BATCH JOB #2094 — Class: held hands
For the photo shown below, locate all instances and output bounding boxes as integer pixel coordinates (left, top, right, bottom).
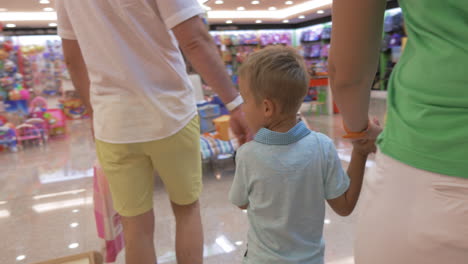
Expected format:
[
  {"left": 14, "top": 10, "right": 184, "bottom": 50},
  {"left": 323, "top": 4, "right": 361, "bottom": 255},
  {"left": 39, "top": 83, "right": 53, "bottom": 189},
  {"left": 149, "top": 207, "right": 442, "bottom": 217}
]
[
  {"left": 351, "top": 118, "right": 382, "bottom": 157},
  {"left": 229, "top": 105, "right": 252, "bottom": 145},
  {"left": 352, "top": 139, "right": 377, "bottom": 157},
  {"left": 365, "top": 117, "right": 383, "bottom": 141}
]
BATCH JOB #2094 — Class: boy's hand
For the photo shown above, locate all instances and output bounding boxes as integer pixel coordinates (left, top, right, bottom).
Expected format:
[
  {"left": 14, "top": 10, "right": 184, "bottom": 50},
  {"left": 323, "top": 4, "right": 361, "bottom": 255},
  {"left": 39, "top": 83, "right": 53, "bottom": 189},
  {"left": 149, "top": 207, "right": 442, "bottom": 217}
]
[{"left": 352, "top": 139, "right": 377, "bottom": 157}]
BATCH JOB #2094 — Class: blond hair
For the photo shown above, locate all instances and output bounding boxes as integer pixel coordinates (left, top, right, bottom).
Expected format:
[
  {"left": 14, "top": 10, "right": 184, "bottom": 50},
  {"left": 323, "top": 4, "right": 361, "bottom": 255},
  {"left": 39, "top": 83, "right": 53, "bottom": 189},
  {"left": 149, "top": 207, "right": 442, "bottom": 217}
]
[{"left": 239, "top": 46, "right": 309, "bottom": 114}]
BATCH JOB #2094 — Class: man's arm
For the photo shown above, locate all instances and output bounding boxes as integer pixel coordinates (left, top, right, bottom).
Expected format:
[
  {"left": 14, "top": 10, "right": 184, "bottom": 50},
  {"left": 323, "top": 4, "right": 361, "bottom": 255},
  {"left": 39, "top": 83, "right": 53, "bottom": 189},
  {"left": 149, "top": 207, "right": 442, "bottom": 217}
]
[
  {"left": 328, "top": 0, "right": 386, "bottom": 135},
  {"left": 172, "top": 16, "right": 250, "bottom": 144},
  {"left": 62, "top": 39, "right": 92, "bottom": 116}
]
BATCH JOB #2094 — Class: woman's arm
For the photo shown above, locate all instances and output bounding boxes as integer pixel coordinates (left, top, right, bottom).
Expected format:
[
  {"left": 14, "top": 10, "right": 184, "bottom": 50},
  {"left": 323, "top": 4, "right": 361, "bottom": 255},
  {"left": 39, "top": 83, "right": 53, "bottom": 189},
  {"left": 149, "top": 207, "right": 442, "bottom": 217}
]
[{"left": 329, "top": 0, "right": 387, "bottom": 133}]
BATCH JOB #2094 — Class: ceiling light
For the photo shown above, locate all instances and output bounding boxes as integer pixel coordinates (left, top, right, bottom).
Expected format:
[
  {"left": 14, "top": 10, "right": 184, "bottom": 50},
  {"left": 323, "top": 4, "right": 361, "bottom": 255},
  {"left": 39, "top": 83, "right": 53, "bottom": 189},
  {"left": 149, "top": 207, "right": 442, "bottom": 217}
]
[
  {"left": 70, "top": 222, "right": 79, "bottom": 228},
  {"left": 207, "top": 0, "right": 332, "bottom": 19},
  {"left": 203, "top": 5, "right": 211, "bottom": 11},
  {"left": 268, "top": 7, "right": 277, "bottom": 11},
  {"left": 5, "top": 24, "right": 16, "bottom": 28},
  {"left": 255, "top": 20, "right": 262, "bottom": 23},
  {"left": 283, "top": 19, "right": 289, "bottom": 23},
  {"left": 43, "top": 7, "right": 54, "bottom": 11},
  {"left": 298, "top": 15, "right": 305, "bottom": 19},
  {"left": 237, "top": 6, "right": 245, "bottom": 11},
  {"left": 68, "top": 243, "right": 79, "bottom": 249},
  {"left": 226, "top": 20, "right": 233, "bottom": 24},
  {"left": 0, "top": 8, "right": 8, "bottom": 12},
  {"left": 235, "top": 241, "right": 243, "bottom": 246},
  {"left": 251, "top": 1, "right": 260, "bottom": 5},
  {"left": 39, "top": 0, "right": 51, "bottom": 4},
  {"left": 317, "top": 9, "right": 325, "bottom": 14},
  {"left": 0, "top": 201, "right": 7, "bottom": 205},
  {"left": 72, "top": 209, "right": 80, "bottom": 213},
  {"left": 49, "top": 22, "right": 58, "bottom": 27},
  {"left": 285, "top": 1, "right": 294, "bottom": 5},
  {"left": 215, "top": 0, "right": 223, "bottom": 4},
  {"left": 324, "top": 219, "right": 331, "bottom": 224},
  {"left": 0, "top": 12, "right": 58, "bottom": 21},
  {"left": 16, "top": 255, "right": 26, "bottom": 261}
]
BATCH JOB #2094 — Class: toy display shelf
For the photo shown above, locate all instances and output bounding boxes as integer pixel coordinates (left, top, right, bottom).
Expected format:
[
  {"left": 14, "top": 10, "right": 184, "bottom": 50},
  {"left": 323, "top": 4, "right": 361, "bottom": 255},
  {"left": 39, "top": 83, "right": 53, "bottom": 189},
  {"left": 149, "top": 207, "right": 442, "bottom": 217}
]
[{"left": 307, "top": 77, "right": 334, "bottom": 116}]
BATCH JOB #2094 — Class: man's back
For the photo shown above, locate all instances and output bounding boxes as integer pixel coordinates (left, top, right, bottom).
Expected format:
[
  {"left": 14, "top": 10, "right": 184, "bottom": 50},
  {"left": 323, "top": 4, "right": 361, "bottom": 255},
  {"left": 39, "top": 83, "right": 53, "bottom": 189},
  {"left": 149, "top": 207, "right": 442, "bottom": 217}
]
[
  {"left": 230, "top": 123, "right": 350, "bottom": 264},
  {"left": 57, "top": 0, "right": 204, "bottom": 143}
]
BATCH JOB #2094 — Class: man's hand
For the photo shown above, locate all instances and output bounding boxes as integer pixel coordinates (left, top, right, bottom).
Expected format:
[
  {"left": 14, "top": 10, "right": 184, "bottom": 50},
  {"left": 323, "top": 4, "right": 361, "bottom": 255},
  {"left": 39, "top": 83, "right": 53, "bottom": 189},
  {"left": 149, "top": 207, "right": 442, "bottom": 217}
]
[{"left": 229, "top": 106, "right": 251, "bottom": 145}]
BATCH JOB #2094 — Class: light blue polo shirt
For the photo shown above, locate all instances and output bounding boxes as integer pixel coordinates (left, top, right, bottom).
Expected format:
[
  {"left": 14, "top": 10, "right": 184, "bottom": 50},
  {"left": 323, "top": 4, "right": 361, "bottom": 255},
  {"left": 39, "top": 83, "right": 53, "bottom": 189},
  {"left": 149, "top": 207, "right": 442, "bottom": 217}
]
[{"left": 229, "top": 121, "right": 350, "bottom": 264}]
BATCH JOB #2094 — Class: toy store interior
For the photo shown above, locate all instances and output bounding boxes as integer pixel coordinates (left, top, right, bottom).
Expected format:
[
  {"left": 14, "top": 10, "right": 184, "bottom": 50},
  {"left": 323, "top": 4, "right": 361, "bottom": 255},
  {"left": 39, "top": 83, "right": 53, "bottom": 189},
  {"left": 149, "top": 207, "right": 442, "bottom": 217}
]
[{"left": 1, "top": 1, "right": 407, "bottom": 264}]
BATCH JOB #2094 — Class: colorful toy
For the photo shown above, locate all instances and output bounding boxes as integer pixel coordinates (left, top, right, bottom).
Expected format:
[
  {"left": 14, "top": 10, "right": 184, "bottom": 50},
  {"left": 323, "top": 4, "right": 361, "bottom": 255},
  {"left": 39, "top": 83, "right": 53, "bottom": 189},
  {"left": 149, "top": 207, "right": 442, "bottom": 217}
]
[
  {"left": 29, "top": 96, "right": 48, "bottom": 118},
  {"left": 0, "top": 50, "right": 8, "bottom": 60},
  {"left": 60, "top": 91, "right": 89, "bottom": 120},
  {"left": 25, "top": 118, "right": 49, "bottom": 142},
  {"left": 16, "top": 123, "right": 43, "bottom": 149},
  {"left": 19, "top": 88, "right": 30, "bottom": 101},
  {"left": 213, "top": 115, "right": 231, "bottom": 141},
  {"left": 44, "top": 108, "right": 67, "bottom": 136},
  {"left": 8, "top": 89, "right": 21, "bottom": 101},
  {"left": 0, "top": 126, "right": 18, "bottom": 152}
]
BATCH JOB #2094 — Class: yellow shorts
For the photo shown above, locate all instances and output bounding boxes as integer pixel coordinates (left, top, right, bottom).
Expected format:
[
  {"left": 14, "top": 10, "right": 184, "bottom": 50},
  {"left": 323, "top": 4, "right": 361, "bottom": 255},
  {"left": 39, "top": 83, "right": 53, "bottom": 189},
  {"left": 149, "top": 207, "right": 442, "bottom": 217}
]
[{"left": 95, "top": 117, "right": 202, "bottom": 217}]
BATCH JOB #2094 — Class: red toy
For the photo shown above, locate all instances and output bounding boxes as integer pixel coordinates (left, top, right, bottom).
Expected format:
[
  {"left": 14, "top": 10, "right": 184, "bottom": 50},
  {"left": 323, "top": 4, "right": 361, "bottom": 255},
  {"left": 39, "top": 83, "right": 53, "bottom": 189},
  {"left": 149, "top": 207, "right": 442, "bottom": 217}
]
[{"left": 44, "top": 109, "right": 67, "bottom": 137}]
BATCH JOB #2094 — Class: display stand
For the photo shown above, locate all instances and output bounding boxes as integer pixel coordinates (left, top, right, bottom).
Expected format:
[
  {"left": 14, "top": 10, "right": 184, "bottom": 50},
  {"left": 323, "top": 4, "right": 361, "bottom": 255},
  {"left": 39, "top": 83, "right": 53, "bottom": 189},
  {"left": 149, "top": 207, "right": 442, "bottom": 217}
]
[{"left": 309, "top": 77, "right": 334, "bottom": 116}]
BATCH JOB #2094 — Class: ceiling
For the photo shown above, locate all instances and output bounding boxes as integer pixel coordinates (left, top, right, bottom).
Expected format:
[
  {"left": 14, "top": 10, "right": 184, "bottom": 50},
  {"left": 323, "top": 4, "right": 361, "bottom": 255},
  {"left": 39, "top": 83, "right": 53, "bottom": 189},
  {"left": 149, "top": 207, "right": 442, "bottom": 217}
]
[{"left": 0, "top": 0, "right": 332, "bottom": 29}]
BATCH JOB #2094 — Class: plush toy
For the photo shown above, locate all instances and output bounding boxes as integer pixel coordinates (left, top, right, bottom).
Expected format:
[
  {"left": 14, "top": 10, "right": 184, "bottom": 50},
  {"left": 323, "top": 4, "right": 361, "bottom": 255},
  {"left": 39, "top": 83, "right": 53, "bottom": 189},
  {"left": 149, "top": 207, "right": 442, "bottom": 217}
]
[
  {"left": 1, "top": 77, "right": 14, "bottom": 87},
  {"left": 2, "top": 41, "right": 13, "bottom": 52},
  {"left": 8, "top": 89, "right": 21, "bottom": 101},
  {"left": 4, "top": 60, "right": 15, "bottom": 73},
  {"left": 19, "top": 88, "right": 30, "bottom": 101},
  {"left": 0, "top": 49, "right": 8, "bottom": 60}
]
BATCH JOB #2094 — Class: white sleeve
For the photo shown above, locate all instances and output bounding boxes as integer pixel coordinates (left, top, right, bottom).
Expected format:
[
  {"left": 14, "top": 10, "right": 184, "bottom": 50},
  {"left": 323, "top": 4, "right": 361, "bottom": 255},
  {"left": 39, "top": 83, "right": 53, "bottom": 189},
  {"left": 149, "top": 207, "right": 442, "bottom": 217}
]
[
  {"left": 56, "top": 1, "right": 77, "bottom": 40},
  {"left": 155, "top": 0, "right": 205, "bottom": 29}
]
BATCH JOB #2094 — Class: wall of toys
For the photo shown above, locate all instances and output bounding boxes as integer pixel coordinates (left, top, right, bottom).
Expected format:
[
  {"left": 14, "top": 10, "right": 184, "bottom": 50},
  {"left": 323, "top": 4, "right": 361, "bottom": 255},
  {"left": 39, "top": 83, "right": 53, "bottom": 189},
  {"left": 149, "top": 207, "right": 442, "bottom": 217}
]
[
  {"left": 209, "top": 30, "right": 293, "bottom": 86},
  {"left": 0, "top": 35, "right": 88, "bottom": 153}
]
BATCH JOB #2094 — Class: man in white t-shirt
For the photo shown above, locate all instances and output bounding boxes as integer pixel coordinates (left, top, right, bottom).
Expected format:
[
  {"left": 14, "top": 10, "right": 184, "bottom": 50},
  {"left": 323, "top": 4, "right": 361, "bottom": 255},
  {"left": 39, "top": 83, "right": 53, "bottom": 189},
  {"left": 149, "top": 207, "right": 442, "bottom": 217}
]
[{"left": 57, "top": 1, "right": 249, "bottom": 263}]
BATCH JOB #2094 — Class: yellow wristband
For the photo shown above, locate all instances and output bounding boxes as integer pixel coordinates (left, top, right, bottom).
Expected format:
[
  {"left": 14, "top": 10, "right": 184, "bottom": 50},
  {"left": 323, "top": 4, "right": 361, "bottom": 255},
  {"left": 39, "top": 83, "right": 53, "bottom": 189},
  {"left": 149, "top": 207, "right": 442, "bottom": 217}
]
[{"left": 343, "top": 120, "right": 370, "bottom": 139}]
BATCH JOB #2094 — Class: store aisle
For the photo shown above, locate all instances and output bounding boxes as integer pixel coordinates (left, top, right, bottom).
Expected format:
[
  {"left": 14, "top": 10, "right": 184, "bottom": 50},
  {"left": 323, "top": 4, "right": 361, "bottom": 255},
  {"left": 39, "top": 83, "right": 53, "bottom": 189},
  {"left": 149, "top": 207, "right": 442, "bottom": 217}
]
[{"left": 0, "top": 100, "right": 386, "bottom": 264}]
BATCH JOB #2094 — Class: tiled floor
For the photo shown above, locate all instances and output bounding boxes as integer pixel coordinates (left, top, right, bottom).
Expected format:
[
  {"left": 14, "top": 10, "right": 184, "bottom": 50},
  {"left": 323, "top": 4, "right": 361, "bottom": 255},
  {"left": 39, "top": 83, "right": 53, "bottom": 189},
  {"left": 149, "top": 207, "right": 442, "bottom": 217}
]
[{"left": 0, "top": 99, "right": 386, "bottom": 264}]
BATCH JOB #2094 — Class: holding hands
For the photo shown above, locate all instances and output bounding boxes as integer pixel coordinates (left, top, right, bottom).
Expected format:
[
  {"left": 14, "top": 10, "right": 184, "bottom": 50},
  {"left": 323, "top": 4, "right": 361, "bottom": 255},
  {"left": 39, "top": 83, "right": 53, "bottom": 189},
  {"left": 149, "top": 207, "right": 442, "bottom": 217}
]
[{"left": 350, "top": 118, "right": 382, "bottom": 157}]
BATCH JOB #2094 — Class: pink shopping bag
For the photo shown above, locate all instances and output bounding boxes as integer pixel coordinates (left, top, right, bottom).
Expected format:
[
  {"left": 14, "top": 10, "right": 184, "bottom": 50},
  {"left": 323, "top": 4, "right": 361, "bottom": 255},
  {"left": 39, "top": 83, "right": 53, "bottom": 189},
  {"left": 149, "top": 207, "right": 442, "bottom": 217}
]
[{"left": 93, "top": 161, "right": 125, "bottom": 263}]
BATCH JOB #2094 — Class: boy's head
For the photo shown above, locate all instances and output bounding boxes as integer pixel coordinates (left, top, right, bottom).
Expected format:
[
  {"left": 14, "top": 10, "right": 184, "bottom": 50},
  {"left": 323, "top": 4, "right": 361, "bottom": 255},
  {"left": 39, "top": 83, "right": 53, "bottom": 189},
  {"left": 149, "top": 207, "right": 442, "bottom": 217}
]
[{"left": 239, "top": 46, "right": 309, "bottom": 132}]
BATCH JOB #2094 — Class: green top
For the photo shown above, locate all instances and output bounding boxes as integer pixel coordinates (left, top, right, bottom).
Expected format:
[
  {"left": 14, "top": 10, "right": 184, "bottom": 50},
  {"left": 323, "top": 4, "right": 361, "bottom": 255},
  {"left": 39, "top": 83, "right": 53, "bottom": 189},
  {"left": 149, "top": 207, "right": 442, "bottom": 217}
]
[{"left": 378, "top": 1, "right": 468, "bottom": 178}]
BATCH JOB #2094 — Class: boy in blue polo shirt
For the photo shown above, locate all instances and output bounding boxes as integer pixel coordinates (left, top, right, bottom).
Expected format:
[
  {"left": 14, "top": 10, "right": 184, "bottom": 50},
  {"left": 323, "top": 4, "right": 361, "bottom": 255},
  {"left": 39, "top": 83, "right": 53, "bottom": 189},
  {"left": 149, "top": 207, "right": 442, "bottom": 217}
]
[{"left": 229, "top": 46, "right": 376, "bottom": 264}]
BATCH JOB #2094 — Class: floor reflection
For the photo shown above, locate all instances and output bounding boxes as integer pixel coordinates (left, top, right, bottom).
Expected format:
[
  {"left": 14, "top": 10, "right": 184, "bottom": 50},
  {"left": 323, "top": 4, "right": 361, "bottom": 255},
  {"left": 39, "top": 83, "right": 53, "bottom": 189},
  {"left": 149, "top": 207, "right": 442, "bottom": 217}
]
[{"left": 0, "top": 99, "right": 388, "bottom": 264}]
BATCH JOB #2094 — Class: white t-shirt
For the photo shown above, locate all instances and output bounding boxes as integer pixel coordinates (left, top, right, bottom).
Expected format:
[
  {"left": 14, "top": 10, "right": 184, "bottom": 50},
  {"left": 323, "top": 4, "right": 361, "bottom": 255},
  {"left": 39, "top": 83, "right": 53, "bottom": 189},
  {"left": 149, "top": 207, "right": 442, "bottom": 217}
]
[{"left": 57, "top": 0, "right": 205, "bottom": 143}]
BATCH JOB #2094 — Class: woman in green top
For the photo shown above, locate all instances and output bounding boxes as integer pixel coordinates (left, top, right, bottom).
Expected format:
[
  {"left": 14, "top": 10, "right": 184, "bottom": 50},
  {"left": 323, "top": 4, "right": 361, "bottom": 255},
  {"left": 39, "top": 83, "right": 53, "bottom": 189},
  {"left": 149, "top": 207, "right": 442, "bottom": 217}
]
[{"left": 329, "top": 0, "right": 468, "bottom": 263}]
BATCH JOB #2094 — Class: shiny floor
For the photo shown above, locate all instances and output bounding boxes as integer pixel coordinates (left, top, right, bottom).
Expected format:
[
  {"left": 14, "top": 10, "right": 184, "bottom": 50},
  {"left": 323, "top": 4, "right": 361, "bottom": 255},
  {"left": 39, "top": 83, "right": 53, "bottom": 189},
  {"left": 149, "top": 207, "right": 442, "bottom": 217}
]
[{"left": 0, "top": 98, "right": 387, "bottom": 264}]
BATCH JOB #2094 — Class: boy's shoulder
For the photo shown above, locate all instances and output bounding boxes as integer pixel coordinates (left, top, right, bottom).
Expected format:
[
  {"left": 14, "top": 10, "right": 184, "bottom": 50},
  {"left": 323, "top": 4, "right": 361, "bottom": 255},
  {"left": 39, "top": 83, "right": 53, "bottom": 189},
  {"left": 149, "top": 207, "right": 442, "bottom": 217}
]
[
  {"left": 236, "top": 140, "right": 258, "bottom": 159},
  {"left": 308, "top": 130, "right": 334, "bottom": 145},
  {"left": 236, "top": 130, "right": 334, "bottom": 159}
]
